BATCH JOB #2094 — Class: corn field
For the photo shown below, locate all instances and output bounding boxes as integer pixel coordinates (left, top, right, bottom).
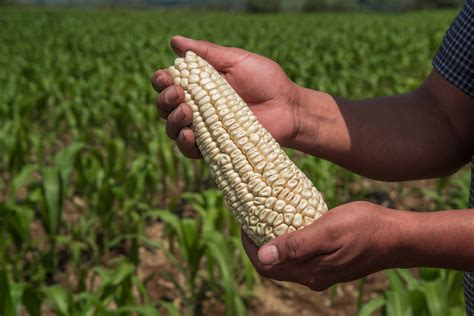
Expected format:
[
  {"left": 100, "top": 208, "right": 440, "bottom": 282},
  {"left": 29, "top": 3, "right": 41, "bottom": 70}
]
[{"left": 0, "top": 6, "right": 470, "bottom": 316}]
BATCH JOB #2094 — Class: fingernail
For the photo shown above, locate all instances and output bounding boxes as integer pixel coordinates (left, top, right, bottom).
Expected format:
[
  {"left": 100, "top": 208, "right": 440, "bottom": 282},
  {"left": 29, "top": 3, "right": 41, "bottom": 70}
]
[
  {"left": 258, "top": 245, "right": 279, "bottom": 265},
  {"left": 165, "top": 86, "right": 179, "bottom": 104}
]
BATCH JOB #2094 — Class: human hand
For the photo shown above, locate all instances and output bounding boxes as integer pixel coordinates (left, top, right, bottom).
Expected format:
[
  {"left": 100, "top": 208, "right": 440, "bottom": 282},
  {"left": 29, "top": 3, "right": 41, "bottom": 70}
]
[
  {"left": 151, "top": 35, "right": 301, "bottom": 158},
  {"left": 241, "top": 201, "right": 400, "bottom": 291}
]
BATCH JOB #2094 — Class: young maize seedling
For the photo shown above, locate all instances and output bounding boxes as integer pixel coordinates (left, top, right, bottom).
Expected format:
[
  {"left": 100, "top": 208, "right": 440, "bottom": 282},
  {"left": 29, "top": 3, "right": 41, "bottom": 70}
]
[{"left": 168, "top": 51, "right": 328, "bottom": 246}]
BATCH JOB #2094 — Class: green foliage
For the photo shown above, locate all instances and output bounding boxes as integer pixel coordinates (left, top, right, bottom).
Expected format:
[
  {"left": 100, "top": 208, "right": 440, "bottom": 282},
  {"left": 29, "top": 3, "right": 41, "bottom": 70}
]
[
  {"left": 0, "top": 6, "right": 468, "bottom": 315},
  {"left": 155, "top": 190, "right": 256, "bottom": 315},
  {"left": 359, "top": 269, "right": 465, "bottom": 315},
  {"left": 246, "top": 0, "right": 281, "bottom": 13}
]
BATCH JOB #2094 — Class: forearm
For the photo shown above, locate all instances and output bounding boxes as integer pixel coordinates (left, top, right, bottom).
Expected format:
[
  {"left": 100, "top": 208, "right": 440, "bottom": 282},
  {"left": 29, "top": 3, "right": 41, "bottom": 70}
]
[
  {"left": 291, "top": 72, "right": 472, "bottom": 181},
  {"left": 388, "top": 209, "right": 474, "bottom": 271}
]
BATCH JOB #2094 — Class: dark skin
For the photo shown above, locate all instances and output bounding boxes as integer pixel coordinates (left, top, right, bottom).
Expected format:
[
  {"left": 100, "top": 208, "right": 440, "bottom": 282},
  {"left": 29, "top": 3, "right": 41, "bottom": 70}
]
[{"left": 152, "top": 35, "right": 474, "bottom": 291}]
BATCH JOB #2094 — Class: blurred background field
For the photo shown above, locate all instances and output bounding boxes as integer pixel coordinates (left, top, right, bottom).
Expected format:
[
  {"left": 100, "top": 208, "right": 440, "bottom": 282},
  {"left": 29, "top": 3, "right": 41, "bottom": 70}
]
[{"left": 0, "top": 1, "right": 471, "bottom": 315}]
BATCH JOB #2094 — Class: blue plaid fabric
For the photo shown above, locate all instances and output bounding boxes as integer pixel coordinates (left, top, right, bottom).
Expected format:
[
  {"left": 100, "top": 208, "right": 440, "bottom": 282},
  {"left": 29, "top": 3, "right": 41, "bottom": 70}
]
[
  {"left": 432, "top": 1, "right": 474, "bottom": 314},
  {"left": 432, "top": 0, "right": 473, "bottom": 97}
]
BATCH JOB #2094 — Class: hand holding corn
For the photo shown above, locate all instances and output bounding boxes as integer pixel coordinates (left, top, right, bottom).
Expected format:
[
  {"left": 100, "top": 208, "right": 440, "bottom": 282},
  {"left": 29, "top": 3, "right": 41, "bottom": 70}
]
[
  {"left": 152, "top": 35, "right": 302, "bottom": 159},
  {"left": 242, "top": 202, "right": 397, "bottom": 291},
  {"left": 152, "top": 36, "right": 327, "bottom": 246}
]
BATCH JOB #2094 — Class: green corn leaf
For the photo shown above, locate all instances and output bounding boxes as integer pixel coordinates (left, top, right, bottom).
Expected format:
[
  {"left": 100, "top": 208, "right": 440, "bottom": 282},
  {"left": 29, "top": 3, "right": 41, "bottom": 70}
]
[
  {"left": 386, "top": 270, "right": 405, "bottom": 292},
  {"left": 10, "top": 283, "right": 25, "bottom": 316},
  {"left": 423, "top": 281, "right": 448, "bottom": 316},
  {"left": 53, "top": 142, "right": 84, "bottom": 185},
  {"left": 40, "top": 167, "right": 63, "bottom": 236},
  {"left": 358, "top": 296, "right": 385, "bottom": 316},
  {"left": 43, "top": 285, "right": 70, "bottom": 316},
  {"left": 419, "top": 268, "right": 441, "bottom": 281},
  {"left": 205, "top": 231, "right": 245, "bottom": 316},
  {"left": 154, "top": 210, "right": 180, "bottom": 231},
  {"left": 448, "top": 306, "right": 465, "bottom": 316},
  {"left": 22, "top": 285, "right": 42, "bottom": 316},
  {"left": 181, "top": 218, "right": 202, "bottom": 277},
  {"left": 386, "top": 290, "right": 413, "bottom": 316},
  {"left": 94, "top": 262, "right": 134, "bottom": 295},
  {"left": 0, "top": 269, "right": 16, "bottom": 316},
  {"left": 406, "top": 289, "right": 428, "bottom": 316},
  {"left": 116, "top": 305, "right": 160, "bottom": 316},
  {"left": 160, "top": 302, "right": 180, "bottom": 316},
  {"left": 1, "top": 204, "right": 33, "bottom": 249},
  {"left": 10, "top": 164, "right": 36, "bottom": 200},
  {"left": 395, "top": 269, "right": 420, "bottom": 289}
]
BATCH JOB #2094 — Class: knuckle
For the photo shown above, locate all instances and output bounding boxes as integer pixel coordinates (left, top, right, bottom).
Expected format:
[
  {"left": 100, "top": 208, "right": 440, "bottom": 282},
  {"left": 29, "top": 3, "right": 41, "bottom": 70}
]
[{"left": 283, "top": 233, "right": 303, "bottom": 260}]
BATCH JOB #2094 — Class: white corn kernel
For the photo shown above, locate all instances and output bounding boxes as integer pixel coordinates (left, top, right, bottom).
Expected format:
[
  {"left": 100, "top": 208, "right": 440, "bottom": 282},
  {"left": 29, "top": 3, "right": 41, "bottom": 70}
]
[{"left": 168, "top": 51, "right": 328, "bottom": 246}]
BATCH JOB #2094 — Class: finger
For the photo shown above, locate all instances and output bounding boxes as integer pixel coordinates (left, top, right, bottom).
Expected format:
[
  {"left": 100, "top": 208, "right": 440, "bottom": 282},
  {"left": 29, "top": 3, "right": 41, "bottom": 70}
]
[
  {"left": 166, "top": 103, "right": 193, "bottom": 140},
  {"left": 241, "top": 232, "right": 312, "bottom": 283},
  {"left": 241, "top": 230, "right": 338, "bottom": 287},
  {"left": 241, "top": 230, "right": 260, "bottom": 264},
  {"left": 170, "top": 35, "right": 247, "bottom": 71},
  {"left": 241, "top": 230, "right": 276, "bottom": 276},
  {"left": 176, "top": 128, "right": 202, "bottom": 159},
  {"left": 151, "top": 70, "right": 173, "bottom": 93},
  {"left": 258, "top": 223, "right": 331, "bottom": 266},
  {"left": 157, "top": 85, "right": 185, "bottom": 118}
]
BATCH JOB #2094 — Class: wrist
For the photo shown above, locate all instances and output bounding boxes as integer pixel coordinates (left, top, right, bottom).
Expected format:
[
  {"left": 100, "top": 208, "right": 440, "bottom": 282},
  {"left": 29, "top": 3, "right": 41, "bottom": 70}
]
[
  {"left": 384, "top": 209, "right": 426, "bottom": 269},
  {"left": 290, "top": 85, "right": 323, "bottom": 150},
  {"left": 360, "top": 204, "right": 407, "bottom": 270},
  {"left": 290, "top": 85, "right": 345, "bottom": 157},
  {"left": 379, "top": 208, "right": 408, "bottom": 269}
]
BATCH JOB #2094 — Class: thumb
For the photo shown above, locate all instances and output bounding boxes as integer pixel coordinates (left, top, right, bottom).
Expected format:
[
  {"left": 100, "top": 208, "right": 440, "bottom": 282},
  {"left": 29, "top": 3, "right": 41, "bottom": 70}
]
[
  {"left": 170, "top": 35, "right": 246, "bottom": 71},
  {"left": 258, "top": 226, "right": 324, "bottom": 266}
]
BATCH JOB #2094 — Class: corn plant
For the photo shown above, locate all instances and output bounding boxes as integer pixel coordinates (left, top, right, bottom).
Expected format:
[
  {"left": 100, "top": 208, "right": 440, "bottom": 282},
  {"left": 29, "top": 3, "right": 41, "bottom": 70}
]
[
  {"left": 359, "top": 269, "right": 465, "bottom": 316},
  {"left": 154, "top": 190, "right": 257, "bottom": 315},
  {"left": 0, "top": 6, "right": 467, "bottom": 315}
]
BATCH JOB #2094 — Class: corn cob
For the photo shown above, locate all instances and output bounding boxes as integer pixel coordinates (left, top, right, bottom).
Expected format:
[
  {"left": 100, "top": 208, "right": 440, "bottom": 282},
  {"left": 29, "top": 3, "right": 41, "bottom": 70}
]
[{"left": 168, "top": 51, "right": 328, "bottom": 246}]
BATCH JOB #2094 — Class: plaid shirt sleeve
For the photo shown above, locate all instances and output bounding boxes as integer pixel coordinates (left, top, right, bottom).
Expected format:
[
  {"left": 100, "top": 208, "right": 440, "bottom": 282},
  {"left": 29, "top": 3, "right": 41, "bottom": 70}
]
[
  {"left": 432, "top": 2, "right": 474, "bottom": 315},
  {"left": 432, "top": 0, "right": 474, "bottom": 97}
]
